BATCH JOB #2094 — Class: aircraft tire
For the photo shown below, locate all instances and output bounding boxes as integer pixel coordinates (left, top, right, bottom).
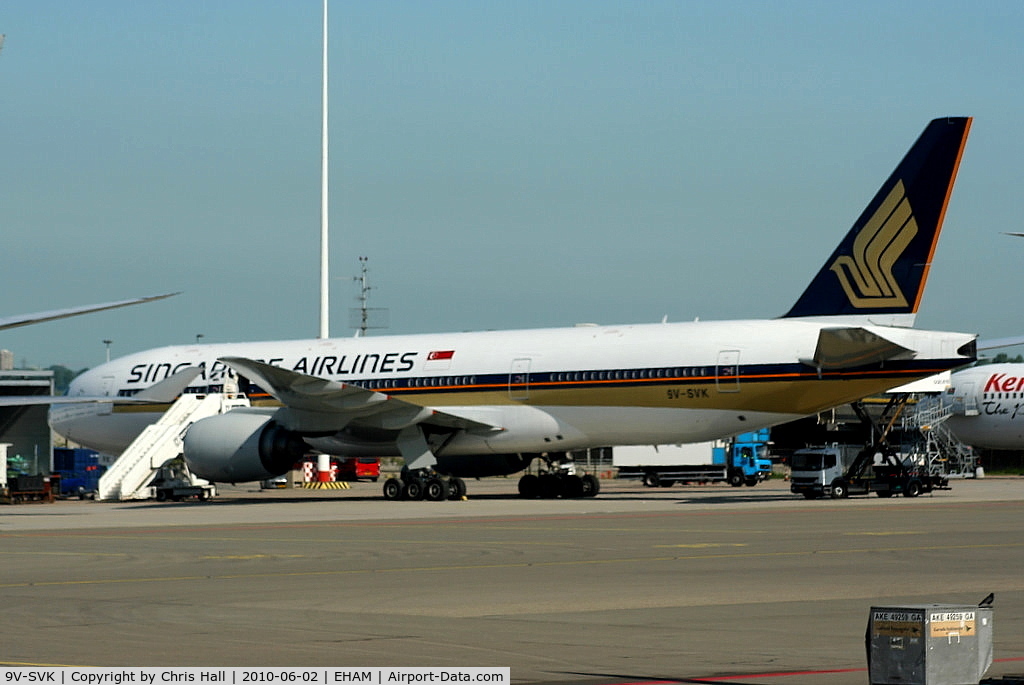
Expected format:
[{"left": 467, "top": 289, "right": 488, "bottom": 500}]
[
  {"left": 581, "top": 473, "right": 600, "bottom": 497},
  {"left": 382, "top": 478, "right": 402, "bottom": 501},
  {"left": 561, "top": 475, "right": 585, "bottom": 498},
  {"left": 403, "top": 479, "right": 425, "bottom": 501},
  {"left": 447, "top": 477, "right": 467, "bottom": 499},
  {"left": 538, "top": 474, "right": 561, "bottom": 499},
  {"left": 424, "top": 477, "right": 447, "bottom": 502},
  {"left": 518, "top": 474, "right": 540, "bottom": 498}
]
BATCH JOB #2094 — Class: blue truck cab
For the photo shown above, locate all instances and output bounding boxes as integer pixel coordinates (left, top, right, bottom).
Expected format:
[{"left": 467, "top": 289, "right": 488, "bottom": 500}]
[{"left": 712, "top": 429, "right": 774, "bottom": 486}]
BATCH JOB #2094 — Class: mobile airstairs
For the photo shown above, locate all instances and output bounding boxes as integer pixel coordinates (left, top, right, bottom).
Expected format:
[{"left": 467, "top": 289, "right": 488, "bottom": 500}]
[
  {"left": 903, "top": 397, "right": 978, "bottom": 479},
  {"left": 97, "top": 393, "right": 250, "bottom": 501}
]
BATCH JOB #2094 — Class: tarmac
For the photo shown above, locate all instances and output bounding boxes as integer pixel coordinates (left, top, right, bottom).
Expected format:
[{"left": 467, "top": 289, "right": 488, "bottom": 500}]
[{"left": 2, "top": 476, "right": 1023, "bottom": 684}]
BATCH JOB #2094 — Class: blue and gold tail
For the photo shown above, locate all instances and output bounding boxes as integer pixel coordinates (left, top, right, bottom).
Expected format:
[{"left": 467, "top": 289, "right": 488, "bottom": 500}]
[{"left": 783, "top": 117, "right": 972, "bottom": 325}]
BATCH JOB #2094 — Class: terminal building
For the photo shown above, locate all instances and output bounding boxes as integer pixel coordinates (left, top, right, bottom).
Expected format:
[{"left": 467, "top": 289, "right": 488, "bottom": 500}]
[{"left": 0, "top": 355, "right": 55, "bottom": 477}]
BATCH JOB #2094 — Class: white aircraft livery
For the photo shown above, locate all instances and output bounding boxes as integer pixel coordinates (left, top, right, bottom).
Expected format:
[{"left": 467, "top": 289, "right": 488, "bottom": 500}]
[
  {"left": 945, "top": 363, "right": 1024, "bottom": 450},
  {"left": 51, "top": 117, "right": 977, "bottom": 500}
]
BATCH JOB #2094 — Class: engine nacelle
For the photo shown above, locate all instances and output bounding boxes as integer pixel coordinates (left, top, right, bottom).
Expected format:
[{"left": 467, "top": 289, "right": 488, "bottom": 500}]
[
  {"left": 183, "top": 410, "right": 308, "bottom": 483},
  {"left": 435, "top": 453, "right": 533, "bottom": 479}
]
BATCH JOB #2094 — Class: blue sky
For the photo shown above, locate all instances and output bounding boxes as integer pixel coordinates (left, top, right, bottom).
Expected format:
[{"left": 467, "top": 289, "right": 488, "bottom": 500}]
[{"left": 2, "top": 1, "right": 1024, "bottom": 370}]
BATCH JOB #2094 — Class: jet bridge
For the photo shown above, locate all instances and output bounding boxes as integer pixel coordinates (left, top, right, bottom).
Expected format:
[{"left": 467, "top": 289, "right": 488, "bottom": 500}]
[{"left": 97, "top": 393, "right": 250, "bottom": 501}]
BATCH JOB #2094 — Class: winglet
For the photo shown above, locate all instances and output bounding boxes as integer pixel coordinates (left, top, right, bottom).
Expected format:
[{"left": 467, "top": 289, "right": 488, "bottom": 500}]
[
  {"left": 783, "top": 117, "right": 972, "bottom": 325},
  {"left": 132, "top": 366, "right": 204, "bottom": 403}
]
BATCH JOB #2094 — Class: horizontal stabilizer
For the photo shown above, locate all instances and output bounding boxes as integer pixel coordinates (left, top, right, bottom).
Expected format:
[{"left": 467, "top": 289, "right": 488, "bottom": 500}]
[
  {"left": 800, "top": 327, "right": 915, "bottom": 370},
  {"left": 220, "top": 356, "right": 502, "bottom": 435}
]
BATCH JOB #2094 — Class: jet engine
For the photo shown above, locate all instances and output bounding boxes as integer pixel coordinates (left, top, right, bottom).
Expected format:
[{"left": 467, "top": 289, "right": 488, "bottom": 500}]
[{"left": 183, "top": 410, "right": 308, "bottom": 483}]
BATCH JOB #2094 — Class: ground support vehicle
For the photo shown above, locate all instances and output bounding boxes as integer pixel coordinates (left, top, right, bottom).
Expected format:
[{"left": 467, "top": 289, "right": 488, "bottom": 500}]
[
  {"left": 1, "top": 475, "right": 55, "bottom": 504},
  {"left": 789, "top": 444, "right": 948, "bottom": 499},
  {"left": 335, "top": 457, "right": 381, "bottom": 482},
  {"left": 147, "top": 464, "right": 216, "bottom": 502},
  {"left": 615, "top": 430, "right": 773, "bottom": 487},
  {"left": 260, "top": 475, "right": 289, "bottom": 489},
  {"left": 53, "top": 447, "right": 105, "bottom": 499}
]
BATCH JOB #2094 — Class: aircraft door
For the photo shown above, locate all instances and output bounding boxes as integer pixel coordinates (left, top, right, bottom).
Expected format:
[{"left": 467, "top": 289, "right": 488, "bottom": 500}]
[
  {"left": 509, "top": 358, "right": 531, "bottom": 401},
  {"left": 959, "top": 381, "right": 979, "bottom": 416},
  {"left": 716, "top": 350, "right": 740, "bottom": 393}
]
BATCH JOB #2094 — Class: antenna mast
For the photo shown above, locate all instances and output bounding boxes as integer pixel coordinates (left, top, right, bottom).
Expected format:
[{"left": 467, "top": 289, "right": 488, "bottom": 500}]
[
  {"left": 354, "top": 256, "right": 371, "bottom": 337},
  {"left": 348, "top": 257, "right": 389, "bottom": 336}
]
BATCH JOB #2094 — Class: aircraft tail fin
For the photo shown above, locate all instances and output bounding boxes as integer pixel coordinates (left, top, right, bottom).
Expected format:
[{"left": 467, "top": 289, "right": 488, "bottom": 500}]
[{"left": 782, "top": 117, "right": 972, "bottom": 326}]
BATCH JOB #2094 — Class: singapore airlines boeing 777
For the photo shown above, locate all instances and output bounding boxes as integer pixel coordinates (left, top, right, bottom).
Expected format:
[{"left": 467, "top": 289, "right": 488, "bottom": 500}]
[{"left": 51, "top": 118, "right": 977, "bottom": 500}]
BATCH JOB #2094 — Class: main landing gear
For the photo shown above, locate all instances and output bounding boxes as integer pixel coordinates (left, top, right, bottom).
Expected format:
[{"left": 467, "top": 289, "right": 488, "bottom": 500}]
[
  {"left": 517, "top": 471, "right": 600, "bottom": 499},
  {"left": 381, "top": 468, "right": 467, "bottom": 502},
  {"left": 517, "top": 454, "right": 600, "bottom": 499}
]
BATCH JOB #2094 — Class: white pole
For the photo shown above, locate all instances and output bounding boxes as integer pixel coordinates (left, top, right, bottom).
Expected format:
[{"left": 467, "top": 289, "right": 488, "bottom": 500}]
[
  {"left": 318, "top": 0, "right": 330, "bottom": 339},
  {"left": 0, "top": 443, "right": 10, "bottom": 488}
]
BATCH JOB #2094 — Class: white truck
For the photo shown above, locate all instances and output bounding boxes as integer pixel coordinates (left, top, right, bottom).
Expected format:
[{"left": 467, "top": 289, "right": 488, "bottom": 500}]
[
  {"left": 789, "top": 444, "right": 947, "bottom": 499},
  {"left": 614, "top": 430, "right": 773, "bottom": 487}
]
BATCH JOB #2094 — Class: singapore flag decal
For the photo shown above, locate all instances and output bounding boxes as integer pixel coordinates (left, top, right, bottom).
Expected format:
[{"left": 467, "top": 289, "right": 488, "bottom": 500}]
[{"left": 425, "top": 349, "right": 455, "bottom": 370}]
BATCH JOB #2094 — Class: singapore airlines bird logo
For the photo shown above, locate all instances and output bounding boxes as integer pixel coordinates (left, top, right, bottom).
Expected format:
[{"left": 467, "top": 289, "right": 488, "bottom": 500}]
[{"left": 830, "top": 180, "right": 916, "bottom": 308}]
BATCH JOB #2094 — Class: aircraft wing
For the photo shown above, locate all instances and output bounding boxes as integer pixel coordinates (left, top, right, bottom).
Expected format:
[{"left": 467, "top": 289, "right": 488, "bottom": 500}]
[
  {"left": 0, "top": 292, "right": 179, "bottom": 331},
  {"left": 220, "top": 356, "right": 503, "bottom": 435},
  {"left": 0, "top": 367, "right": 202, "bottom": 407}
]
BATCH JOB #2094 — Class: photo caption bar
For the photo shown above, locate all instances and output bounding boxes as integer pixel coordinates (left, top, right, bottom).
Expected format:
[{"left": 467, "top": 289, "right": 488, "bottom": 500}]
[{"left": 0, "top": 669, "right": 510, "bottom": 685}]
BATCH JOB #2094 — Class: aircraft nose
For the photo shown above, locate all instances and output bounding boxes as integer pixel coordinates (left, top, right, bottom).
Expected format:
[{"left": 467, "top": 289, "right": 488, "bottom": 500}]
[{"left": 67, "top": 366, "right": 103, "bottom": 397}]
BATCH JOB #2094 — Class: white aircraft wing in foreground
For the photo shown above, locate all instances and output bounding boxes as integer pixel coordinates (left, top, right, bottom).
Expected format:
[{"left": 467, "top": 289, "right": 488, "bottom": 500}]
[
  {"left": 0, "top": 293, "right": 177, "bottom": 331},
  {"left": 0, "top": 292, "right": 180, "bottom": 406},
  {"left": 0, "top": 367, "right": 201, "bottom": 407}
]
